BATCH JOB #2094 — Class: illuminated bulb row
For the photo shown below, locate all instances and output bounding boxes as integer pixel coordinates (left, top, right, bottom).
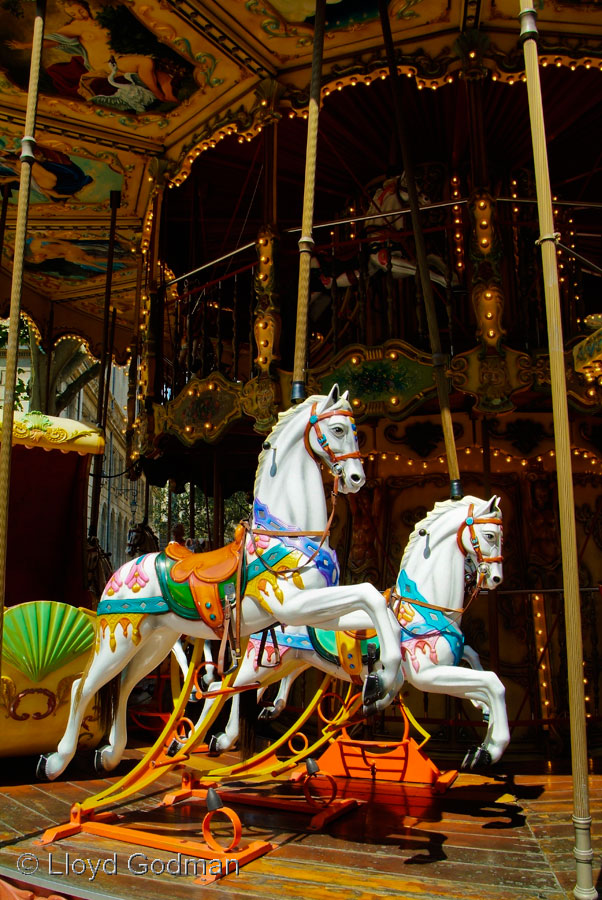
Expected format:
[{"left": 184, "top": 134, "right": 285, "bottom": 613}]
[
  {"left": 451, "top": 178, "right": 465, "bottom": 271},
  {"left": 349, "top": 445, "right": 602, "bottom": 470},
  {"left": 533, "top": 594, "right": 553, "bottom": 717},
  {"left": 168, "top": 127, "right": 240, "bottom": 189}
]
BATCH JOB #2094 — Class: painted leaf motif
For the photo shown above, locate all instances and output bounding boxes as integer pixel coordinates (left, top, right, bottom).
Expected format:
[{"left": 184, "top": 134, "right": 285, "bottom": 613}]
[{"left": 3, "top": 601, "right": 95, "bottom": 682}]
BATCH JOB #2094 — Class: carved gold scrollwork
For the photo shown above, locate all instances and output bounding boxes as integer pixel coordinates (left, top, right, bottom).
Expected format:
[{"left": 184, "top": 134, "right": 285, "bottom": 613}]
[{"left": 9, "top": 688, "right": 57, "bottom": 721}]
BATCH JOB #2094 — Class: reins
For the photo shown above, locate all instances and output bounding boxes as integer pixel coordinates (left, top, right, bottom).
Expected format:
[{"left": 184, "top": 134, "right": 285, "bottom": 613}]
[
  {"left": 247, "top": 400, "right": 360, "bottom": 579},
  {"left": 225, "top": 401, "right": 359, "bottom": 668},
  {"left": 389, "top": 502, "right": 502, "bottom": 631}
]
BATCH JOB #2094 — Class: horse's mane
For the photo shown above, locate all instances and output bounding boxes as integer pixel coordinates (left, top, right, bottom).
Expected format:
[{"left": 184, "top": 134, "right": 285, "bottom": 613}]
[
  {"left": 400, "top": 495, "right": 496, "bottom": 570},
  {"left": 253, "top": 393, "right": 350, "bottom": 496}
]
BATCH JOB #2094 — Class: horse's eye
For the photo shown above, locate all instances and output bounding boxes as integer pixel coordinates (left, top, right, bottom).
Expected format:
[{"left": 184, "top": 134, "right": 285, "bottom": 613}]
[{"left": 331, "top": 426, "right": 345, "bottom": 437}]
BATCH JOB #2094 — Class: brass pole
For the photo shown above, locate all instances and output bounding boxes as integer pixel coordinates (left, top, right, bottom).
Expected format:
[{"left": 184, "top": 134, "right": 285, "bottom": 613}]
[
  {"left": 519, "top": 5, "right": 597, "bottom": 898},
  {"left": 378, "top": 0, "right": 462, "bottom": 499},
  {"left": 0, "top": 185, "right": 10, "bottom": 261},
  {"left": 0, "top": 0, "right": 47, "bottom": 679},
  {"left": 291, "top": 0, "right": 326, "bottom": 402}
]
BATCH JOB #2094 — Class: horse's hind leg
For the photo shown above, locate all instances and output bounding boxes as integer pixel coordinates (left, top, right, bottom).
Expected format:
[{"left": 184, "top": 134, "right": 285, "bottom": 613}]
[
  {"left": 258, "top": 665, "right": 309, "bottom": 720},
  {"left": 96, "top": 629, "right": 178, "bottom": 772}
]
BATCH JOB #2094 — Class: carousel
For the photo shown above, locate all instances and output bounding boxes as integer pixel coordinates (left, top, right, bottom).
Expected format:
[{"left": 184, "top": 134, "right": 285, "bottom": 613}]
[{"left": 0, "top": 1, "right": 601, "bottom": 898}]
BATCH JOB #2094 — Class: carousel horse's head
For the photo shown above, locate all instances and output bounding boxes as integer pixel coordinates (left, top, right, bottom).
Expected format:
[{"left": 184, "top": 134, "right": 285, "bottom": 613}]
[
  {"left": 303, "top": 384, "right": 365, "bottom": 494},
  {"left": 455, "top": 495, "right": 503, "bottom": 590},
  {"left": 127, "top": 522, "right": 159, "bottom": 558}
]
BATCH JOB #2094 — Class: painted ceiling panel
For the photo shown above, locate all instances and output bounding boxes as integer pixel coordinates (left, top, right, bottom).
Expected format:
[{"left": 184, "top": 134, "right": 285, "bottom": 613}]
[{"left": 0, "top": 0, "right": 599, "bottom": 360}]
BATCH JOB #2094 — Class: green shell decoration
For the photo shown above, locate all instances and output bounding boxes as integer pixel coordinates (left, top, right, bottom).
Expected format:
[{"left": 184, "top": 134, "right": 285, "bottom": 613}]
[{"left": 3, "top": 601, "right": 95, "bottom": 682}]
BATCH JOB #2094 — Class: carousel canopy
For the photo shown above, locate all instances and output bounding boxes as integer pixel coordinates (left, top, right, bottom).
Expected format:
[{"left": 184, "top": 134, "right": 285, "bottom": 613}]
[{"left": 0, "top": 0, "right": 601, "bottom": 363}]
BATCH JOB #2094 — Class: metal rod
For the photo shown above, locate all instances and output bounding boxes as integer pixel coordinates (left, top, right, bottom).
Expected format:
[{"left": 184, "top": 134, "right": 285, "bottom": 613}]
[
  {"left": 89, "top": 189, "right": 120, "bottom": 539},
  {"left": 102, "top": 307, "right": 117, "bottom": 430},
  {"left": 520, "top": 4, "right": 597, "bottom": 897},
  {"left": 0, "top": 0, "right": 46, "bottom": 680},
  {"left": 164, "top": 193, "right": 600, "bottom": 293},
  {"left": 167, "top": 242, "right": 256, "bottom": 287},
  {"left": 291, "top": 0, "right": 327, "bottom": 402},
  {"left": 378, "top": 0, "right": 461, "bottom": 498}
]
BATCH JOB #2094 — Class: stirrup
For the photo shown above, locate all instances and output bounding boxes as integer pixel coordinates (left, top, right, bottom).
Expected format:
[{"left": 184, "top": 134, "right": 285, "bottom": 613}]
[
  {"left": 221, "top": 639, "right": 240, "bottom": 676},
  {"left": 256, "top": 626, "right": 281, "bottom": 668}
]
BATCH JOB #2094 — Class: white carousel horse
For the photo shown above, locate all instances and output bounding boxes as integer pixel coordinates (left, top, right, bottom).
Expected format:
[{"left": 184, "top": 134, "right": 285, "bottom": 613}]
[
  {"left": 365, "top": 173, "right": 453, "bottom": 287},
  {"left": 38, "top": 385, "right": 403, "bottom": 780},
  {"left": 309, "top": 172, "right": 453, "bottom": 322},
  {"left": 194, "top": 495, "right": 509, "bottom": 770}
]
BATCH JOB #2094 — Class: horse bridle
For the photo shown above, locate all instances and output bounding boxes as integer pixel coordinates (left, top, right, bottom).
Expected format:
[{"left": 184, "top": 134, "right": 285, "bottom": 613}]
[
  {"left": 303, "top": 401, "right": 362, "bottom": 479},
  {"left": 248, "top": 402, "right": 361, "bottom": 573},
  {"left": 390, "top": 502, "right": 503, "bottom": 621},
  {"left": 240, "top": 402, "right": 362, "bottom": 662},
  {"left": 456, "top": 503, "right": 503, "bottom": 573}
]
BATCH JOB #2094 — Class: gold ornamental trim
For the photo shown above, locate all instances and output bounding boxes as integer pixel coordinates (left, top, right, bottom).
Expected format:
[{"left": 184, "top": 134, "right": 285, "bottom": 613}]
[{"left": 1, "top": 412, "right": 104, "bottom": 455}]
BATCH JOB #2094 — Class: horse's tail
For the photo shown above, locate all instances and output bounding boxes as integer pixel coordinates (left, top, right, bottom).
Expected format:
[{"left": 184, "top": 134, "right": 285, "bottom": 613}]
[
  {"left": 238, "top": 688, "right": 259, "bottom": 760},
  {"left": 96, "top": 676, "right": 121, "bottom": 736}
]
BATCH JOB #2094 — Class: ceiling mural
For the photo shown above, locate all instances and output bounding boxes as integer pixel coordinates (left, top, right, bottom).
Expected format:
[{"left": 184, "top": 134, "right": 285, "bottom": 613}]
[
  {"left": 0, "top": 137, "right": 124, "bottom": 207},
  {"left": 0, "top": 0, "right": 599, "bottom": 362}
]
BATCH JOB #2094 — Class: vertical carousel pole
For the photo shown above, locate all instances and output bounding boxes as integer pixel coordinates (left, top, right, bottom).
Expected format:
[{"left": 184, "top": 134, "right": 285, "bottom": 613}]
[
  {"left": 291, "top": 0, "right": 326, "bottom": 402},
  {"left": 0, "top": 185, "right": 10, "bottom": 260},
  {"left": 378, "top": 0, "right": 462, "bottom": 499},
  {"left": 519, "top": 5, "right": 597, "bottom": 899},
  {"left": 89, "top": 189, "right": 121, "bottom": 539},
  {"left": 0, "top": 0, "right": 46, "bottom": 678}
]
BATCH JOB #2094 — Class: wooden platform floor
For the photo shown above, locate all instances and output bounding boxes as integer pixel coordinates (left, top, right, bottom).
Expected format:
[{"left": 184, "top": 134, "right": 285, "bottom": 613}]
[{"left": 0, "top": 750, "right": 601, "bottom": 900}]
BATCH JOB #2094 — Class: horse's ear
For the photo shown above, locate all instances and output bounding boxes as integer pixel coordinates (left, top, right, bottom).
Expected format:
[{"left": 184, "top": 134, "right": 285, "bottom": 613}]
[
  {"left": 340, "top": 389, "right": 349, "bottom": 402},
  {"left": 318, "top": 383, "right": 340, "bottom": 412},
  {"left": 488, "top": 495, "right": 501, "bottom": 514}
]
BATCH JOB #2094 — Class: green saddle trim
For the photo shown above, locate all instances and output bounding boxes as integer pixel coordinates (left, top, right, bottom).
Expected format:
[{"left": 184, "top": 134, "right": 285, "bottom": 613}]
[
  {"left": 307, "top": 627, "right": 380, "bottom": 667},
  {"left": 155, "top": 551, "right": 241, "bottom": 621}
]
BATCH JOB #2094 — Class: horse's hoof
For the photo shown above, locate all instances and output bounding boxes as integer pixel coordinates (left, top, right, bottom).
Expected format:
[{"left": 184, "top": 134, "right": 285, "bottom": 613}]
[
  {"left": 166, "top": 739, "right": 183, "bottom": 757},
  {"left": 362, "top": 670, "right": 383, "bottom": 712},
  {"left": 461, "top": 746, "right": 492, "bottom": 771},
  {"left": 200, "top": 674, "right": 214, "bottom": 692},
  {"left": 258, "top": 699, "right": 285, "bottom": 722},
  {"left": 36, "top": 754, "right": 50, "bottom": 781},
  {"left": 94, "top": 746, "right": 110, "bottom": 773},
  {"left": 208, "top": 733, "right": 224, "bottom": 755}
]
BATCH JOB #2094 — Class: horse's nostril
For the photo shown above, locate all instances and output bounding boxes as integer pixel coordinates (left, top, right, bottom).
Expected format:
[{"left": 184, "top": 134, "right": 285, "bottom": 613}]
[
  {"left": 350, "top": 473, "right": 362, "bottom": 483},
  {"left": 492, "top": 575, "right": 501, "bottom": 583}
]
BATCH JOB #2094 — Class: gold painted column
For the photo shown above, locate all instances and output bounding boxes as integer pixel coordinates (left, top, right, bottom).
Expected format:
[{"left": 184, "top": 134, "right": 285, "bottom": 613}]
[{"left": 519, "top": 4, "right": 597, "bottom": 898}]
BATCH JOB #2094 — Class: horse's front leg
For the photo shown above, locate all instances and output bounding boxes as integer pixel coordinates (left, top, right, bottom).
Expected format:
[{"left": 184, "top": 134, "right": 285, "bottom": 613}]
[
  {"left": 407, "top": 663, "right": 509, "bottom": 766},
  {"left": 462, "top": 645, "right": 490, "bottom": 719},
  {"left": 276, "top": 583, "right": 403, "bottom": 714}
]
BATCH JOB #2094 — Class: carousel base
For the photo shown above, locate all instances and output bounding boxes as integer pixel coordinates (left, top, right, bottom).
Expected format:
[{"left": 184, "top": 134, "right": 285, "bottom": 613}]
[{"left": 313, "top": 731, "right": 458, "bottom": 792}]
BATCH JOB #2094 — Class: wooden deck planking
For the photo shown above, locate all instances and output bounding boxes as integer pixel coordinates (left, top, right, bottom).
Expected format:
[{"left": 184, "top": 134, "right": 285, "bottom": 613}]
[{"left": 0, "top": 761, "right": 600, "bottom": 900}]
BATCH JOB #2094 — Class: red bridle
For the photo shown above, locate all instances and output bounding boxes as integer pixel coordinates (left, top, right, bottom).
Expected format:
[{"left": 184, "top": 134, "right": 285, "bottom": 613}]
[
  {"left": 456, "top": 502, "right": 503, "bottom": 568},
  {"left": 303, "top": 401, "right": 362, "bottom": 477}
]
